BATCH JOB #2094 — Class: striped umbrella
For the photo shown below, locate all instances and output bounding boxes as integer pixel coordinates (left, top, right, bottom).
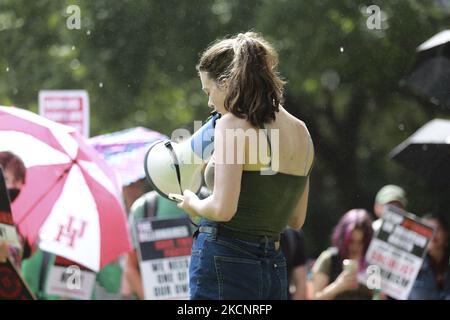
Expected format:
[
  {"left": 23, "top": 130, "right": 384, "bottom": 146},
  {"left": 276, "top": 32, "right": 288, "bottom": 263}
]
[
  {"left": 89, "top": 127, "right": 167, "bottom": 186},
  {"left": 0, "top": 106, "right": 131, "bottom": 271}
]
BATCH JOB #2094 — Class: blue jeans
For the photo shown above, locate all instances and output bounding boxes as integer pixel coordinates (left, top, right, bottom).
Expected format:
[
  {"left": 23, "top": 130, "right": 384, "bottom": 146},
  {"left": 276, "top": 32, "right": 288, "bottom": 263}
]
[{"left": 189, "top": 222, "right": 287, "bottom": 300}]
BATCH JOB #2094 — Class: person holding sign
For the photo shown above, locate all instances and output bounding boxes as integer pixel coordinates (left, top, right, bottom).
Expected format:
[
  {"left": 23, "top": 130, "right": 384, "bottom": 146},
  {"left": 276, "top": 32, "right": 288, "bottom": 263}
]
[
  {"left": 125, "top": 190, "right": 187, "bottom": 299},
  {"left": 409, "top": 214, "right": 450, "bottom": 300},
  {"left": 312, "top": 209, "right": 374, "bottom": 300},
  {"left": 176, "top": 32, "right": 314, "bottom": 300},
  {"left": 372, "top": 184, "right": 407, "bottom": 233}
]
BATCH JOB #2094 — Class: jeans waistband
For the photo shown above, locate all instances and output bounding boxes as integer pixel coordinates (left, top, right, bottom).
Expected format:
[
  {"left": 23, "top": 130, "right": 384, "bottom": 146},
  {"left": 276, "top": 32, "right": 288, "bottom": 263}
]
[{"left": 198, "top": 225, "right": 280, "bottom": 244}]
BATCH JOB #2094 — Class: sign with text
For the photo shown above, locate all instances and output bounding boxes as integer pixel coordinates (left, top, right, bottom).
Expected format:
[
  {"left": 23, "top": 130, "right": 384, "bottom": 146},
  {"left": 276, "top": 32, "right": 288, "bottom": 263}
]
[
  {"left": 39, "top": 90, "right": 90, "bottom": 137},
  {"left": 365, "top": 205, "right": 434, "bottom": 300},
  {"left": 45, "top": 255, "right": 96, "bottom": 300},
  {"left": 135, "top": 217, "right": 192, "bottom": 300},
  {"left": 0, "top": 168, "right": 20, "bottom": 248},
  {"left": 0, "top": 259, "right": 36, "bottom": 300}
]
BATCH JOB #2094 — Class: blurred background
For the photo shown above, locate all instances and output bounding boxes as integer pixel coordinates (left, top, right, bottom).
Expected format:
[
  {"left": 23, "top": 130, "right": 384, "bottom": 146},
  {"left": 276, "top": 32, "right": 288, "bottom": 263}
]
[{"left": 1, "top": 0, "right": 449, "bottom": 258}]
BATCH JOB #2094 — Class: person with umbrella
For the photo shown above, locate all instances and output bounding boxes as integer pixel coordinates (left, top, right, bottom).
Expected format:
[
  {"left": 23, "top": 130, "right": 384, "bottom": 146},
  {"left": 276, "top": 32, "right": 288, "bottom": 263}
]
[
  {"left": 409, "top": 213, "right": 450, "bottom": 299},
  {"left": 0, "top": 106, "right": 132, "bottom": 300},
  {"left": 0, "top": 151, "right": 30, "bottom": 268},
  {"left": 0, "top": 106, "right": 131, "bottom": 272}
]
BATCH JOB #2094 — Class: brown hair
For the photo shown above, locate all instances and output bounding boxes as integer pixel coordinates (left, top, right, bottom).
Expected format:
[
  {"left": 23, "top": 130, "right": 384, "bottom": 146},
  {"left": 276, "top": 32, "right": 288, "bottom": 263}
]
[
  {"left": 0, "top": 151, "right": 26, "bottom": 184},
  {"left": 197, "top": 32, "right": 285, "bottom": 128}
]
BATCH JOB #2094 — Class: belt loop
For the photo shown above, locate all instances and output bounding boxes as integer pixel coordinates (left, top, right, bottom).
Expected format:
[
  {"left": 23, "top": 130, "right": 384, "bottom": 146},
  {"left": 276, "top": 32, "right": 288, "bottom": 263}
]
[{"left": 211, "top": 226, "right": 218, "bottom": 240}]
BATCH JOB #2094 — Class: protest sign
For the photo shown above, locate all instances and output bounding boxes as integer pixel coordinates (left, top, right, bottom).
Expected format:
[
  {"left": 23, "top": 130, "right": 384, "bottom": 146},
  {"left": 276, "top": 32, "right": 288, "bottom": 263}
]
[
  {"left": 365, "top": 205, "right": 434, "bottom": 300},
  {"left": 45, "top": 255, "right": 96, "bottom": 300},
  {"left": 39, "top": 90, "right": 90, "bottom": 138},
  {"left": 135, "top": 217, "right": 192, "bottom": 300}
]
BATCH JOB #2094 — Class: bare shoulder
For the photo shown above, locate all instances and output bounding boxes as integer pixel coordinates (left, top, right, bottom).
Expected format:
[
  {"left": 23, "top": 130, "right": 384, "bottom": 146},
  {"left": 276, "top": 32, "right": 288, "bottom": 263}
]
[
  {"left": 216, "top": 112, "right": 249, "bottom": 130},
  {"left": 282, "top": 109, "right": 312, "bottom": 140}
]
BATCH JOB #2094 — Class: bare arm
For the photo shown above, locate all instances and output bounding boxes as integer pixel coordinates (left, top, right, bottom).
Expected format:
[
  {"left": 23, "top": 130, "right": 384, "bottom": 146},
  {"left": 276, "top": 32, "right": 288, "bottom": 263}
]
[
  {"left": 290, "top": 265, "right": 307, "bottom": 300},
  {"left": 312, "top": 272, "right": 339, "bottom": 300},
  {"left": 0, "top": 241, "right": 9, "bottom": 263},
  {"left": 288, "top": 178, "right": 310, "bottom": 229},
  {"left": 313, "top": 270, "right": 358, "bottom": 300},
  {"left": 124, "top": 250, "right": 144, "bottom": 300},
  {"left": 178, "top": 114, "right": 243, "bottom": 221}
]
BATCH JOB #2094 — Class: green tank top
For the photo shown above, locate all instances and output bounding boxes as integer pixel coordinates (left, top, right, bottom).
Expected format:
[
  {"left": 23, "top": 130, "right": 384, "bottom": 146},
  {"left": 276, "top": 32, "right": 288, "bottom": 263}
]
[{"left": 204, "top": 125, "right": 313, "bottom": 238}]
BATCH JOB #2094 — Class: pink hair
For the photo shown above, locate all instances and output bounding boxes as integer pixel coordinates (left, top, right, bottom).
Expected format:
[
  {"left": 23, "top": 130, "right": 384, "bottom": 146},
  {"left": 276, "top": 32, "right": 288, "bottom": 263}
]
[{"left": 331, "top": 209, "right": 373, "bottom": 269}]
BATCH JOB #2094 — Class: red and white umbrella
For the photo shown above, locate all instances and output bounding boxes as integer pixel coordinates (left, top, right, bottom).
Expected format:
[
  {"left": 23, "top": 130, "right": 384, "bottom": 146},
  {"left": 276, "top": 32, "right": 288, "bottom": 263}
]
[{"left": 0, "top": 106, "right": 132, "bottom": 272}]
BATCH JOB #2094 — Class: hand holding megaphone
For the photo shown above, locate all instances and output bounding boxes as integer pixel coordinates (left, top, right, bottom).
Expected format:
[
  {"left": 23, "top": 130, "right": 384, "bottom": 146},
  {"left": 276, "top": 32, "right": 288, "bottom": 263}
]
[
  {"left": 168, "top": 193, "right": 184, "bottom": 203},
  {"left": 144, "top": 111, "right": 221, "bottom": 201}
]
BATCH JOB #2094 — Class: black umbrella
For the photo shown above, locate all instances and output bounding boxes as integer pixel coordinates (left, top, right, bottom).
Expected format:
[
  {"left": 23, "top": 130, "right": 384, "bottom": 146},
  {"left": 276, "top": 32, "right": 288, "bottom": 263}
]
[
  {"left": 390, "top": 119, "right": 450, "bottom": 186},
  {"left": 400, "top": 30, "right": 450, "bottom": 110}
]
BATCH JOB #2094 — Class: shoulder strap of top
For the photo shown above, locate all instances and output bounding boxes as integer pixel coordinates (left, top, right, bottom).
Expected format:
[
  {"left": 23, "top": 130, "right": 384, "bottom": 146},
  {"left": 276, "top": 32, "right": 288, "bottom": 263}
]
[
  {"left": 262, "top": 124, "right": 315, "bottom": 176},
  {"left": 261, "top": 124, "right": 272, "bottom": 170},
  {"left": 305, "top": 134, "right": 314, "bottom": 176}
]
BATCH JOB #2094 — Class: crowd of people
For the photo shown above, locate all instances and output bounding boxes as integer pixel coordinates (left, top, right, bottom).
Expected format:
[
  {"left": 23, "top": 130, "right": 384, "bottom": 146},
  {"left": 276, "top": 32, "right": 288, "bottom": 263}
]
[
  {"left": 2, "top": 151, "right": 449, "bottom": 300},
  {"left": 1, "top": 31, "right": 449, "bottom": 301}
]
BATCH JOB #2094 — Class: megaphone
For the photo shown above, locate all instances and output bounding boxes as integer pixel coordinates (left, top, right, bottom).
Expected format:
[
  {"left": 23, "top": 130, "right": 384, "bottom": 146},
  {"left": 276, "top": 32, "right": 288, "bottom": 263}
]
[{"left": 144, "top": 111, "right": 221, "bottom": 200}]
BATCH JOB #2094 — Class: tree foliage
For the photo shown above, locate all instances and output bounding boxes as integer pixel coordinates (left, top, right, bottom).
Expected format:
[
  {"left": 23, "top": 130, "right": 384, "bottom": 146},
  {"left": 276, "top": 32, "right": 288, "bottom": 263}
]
[{"left": 1, "top": 0, "right": 449, "bottom": 256}]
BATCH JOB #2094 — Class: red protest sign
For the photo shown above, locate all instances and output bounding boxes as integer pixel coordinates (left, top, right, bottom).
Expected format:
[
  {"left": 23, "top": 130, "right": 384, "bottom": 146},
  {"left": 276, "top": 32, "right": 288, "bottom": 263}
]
[
  {"left": 0, "top": 259, "right": 36, "bottom": 300},
  {"left": 39, "top": 90, "right": 90, "bottom": 138}
]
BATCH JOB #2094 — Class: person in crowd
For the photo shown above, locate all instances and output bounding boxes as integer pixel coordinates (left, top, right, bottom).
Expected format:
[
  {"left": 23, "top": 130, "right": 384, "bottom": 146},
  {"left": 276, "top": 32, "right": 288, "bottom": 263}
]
[
  {"left": 0, "top": 151, "right": 29, "bottom": 267},
  {"left": 312, "top": 209, "right": 375, "bottom": 300},
  {"left": 372, "top": 184, "right": 407, "bottom": 232},
  {"left": 409, "top": 213, "right": 450, "bottom": 300},
  {"left": 280, "top": 228, "right": 308, "bottom": 299},
  {"left": 124, "top": 190, "right": 187, "bottom": 299},
  {"left": 21, "top": 250, "right": 122, "bottom": 300}
]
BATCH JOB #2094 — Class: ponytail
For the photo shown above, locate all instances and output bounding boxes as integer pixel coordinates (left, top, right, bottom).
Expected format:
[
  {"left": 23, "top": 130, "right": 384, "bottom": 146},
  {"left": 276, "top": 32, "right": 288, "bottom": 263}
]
[{"left": 198, "top": 32, "right": 285, "bottom": 128}]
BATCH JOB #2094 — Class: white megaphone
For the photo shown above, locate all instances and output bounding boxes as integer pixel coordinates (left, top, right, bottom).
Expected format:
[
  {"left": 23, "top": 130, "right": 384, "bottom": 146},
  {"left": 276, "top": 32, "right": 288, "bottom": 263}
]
[{"left": 144, "top": 111, "right": 221, "bottom": 200}]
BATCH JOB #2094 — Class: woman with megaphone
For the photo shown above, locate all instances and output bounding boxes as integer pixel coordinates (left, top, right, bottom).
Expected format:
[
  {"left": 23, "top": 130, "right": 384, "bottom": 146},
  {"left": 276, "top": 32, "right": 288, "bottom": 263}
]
[{"left": 176, "top": 32, "right": 314, "bottom": 300}]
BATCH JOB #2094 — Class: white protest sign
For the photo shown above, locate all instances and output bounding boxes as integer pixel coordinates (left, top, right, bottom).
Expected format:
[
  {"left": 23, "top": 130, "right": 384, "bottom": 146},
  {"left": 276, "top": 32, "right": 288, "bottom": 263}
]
[
  {"left": 39, "top": 90, "right": 90, "bottom": 137},
  {"left": 45, "top": 256, "right": 96, "bottom": 300},
  {"left": 0, "top": 223, "right": 21, "bottom": 249},
  {"left": 135, "top": 217, "right": 192, "bottom": 300},
  {"left": 365, "top": 205, "right": 434, "bottom": 300}
]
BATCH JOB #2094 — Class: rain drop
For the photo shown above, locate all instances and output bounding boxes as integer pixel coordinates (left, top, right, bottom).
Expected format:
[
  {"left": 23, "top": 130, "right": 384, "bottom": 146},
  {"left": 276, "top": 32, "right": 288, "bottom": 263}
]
[
  {"left": 72, "top": 46, "right": 76, "bottom": 51},
  {"left": 398, "top": 123, "right": 405, "bottom": 131},
  {"left": 86, "top": 30, "right": 91, "bottom": 36},
  {"left": 6, "top": 67, "right": 9, "bottom": 72},
  {"left": 99, "top": 82, "right": 104, "bottom": 88},
  {"left": 340, "top": 47, "right": 344, "bottom": 53}
]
